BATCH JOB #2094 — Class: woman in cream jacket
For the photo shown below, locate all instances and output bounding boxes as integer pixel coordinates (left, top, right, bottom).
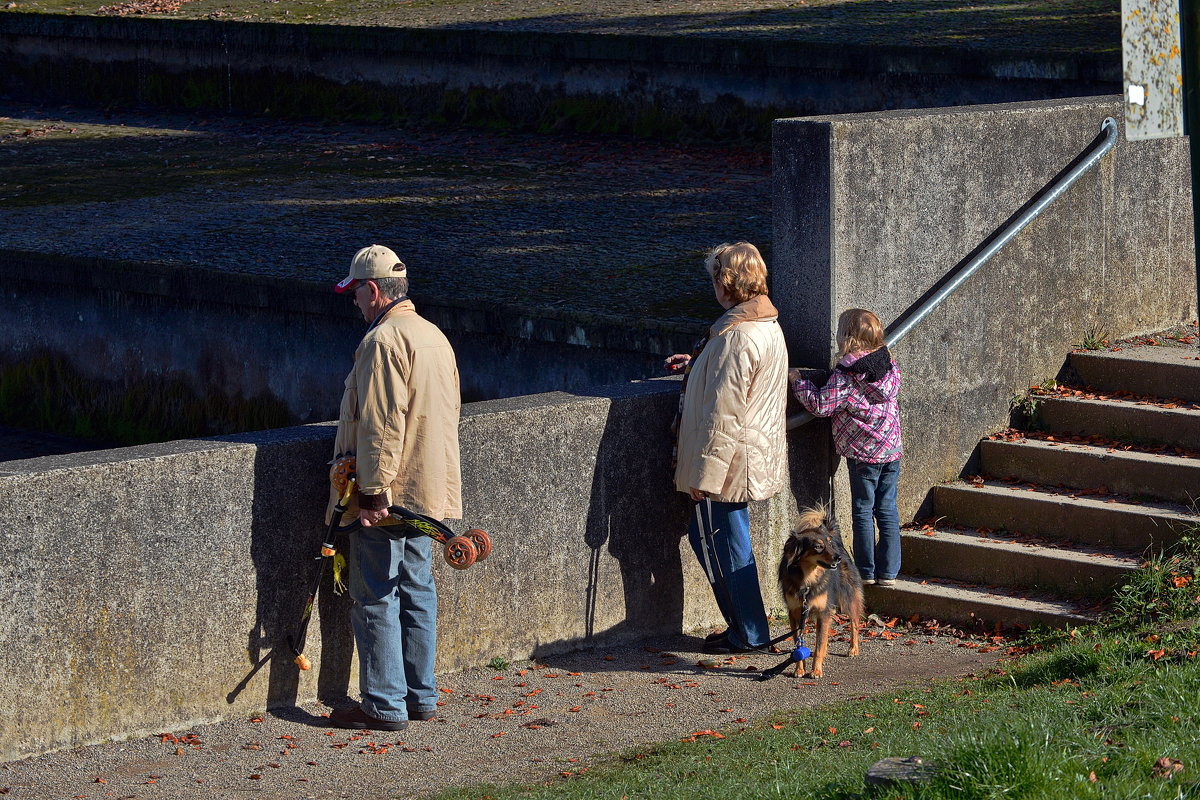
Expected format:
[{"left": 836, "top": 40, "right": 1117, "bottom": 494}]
[{"left": 666, "top": 242, "right": 788, "bottom": 655}]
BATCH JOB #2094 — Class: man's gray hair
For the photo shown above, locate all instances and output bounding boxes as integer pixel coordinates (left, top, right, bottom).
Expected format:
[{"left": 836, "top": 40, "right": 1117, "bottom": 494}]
[{"left": 373, "top": 276, "right": 409, "bottom": 300}]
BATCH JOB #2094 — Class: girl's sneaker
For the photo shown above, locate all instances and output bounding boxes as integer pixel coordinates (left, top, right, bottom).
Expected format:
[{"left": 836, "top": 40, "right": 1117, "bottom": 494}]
[
  {"left": 876, "top": 579, "right": 896, "bottom": 587},
  {"left": 861, "top": 578, "right": 876, "bottom": 585}
]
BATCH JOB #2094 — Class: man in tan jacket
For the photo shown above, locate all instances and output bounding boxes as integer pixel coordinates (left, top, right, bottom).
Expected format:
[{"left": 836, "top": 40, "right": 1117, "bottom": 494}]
[{"left": 327, "top": 244, "right": 462, "bottom": 731}]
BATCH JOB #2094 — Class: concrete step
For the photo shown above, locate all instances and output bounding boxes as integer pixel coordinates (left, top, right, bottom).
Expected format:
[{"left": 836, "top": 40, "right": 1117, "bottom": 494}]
[
  {"left": 864, "top": 577, "right": 1098, "bottom": 630},
  {"left": 1069, "top": 348, "right": 1200, "bottom": 403},
  {"left": 1037, "top": 396, "right": 1200, "bottom": 451},
  {"left": 979, "top": 438, "right": 1200, "bottom": 505},
  {"left": 931, "top": 481, "right": 1197, "bottom": 553},
  {"left": 900, "top": 526, "right": 1140, "bottom": 599}
]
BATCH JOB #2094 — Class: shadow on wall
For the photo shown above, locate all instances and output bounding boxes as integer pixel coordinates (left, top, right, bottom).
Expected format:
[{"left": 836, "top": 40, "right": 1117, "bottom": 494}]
[
  {"left": 221, "top": 432, "right": 356, "bottom": 714},
  {"left": 525, "top": 382, "right": 689, "bottom": 662}
]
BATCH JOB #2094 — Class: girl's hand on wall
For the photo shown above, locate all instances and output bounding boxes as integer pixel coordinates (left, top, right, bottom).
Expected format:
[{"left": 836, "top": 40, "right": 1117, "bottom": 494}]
[{"left": 664, "top": 353, "right": 692, "bottom": 373}]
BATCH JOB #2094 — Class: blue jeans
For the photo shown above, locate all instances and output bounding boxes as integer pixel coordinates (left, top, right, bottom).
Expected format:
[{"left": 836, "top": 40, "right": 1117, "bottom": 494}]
[
  {"left": 347, "top": 526, "right": 438, "bottom": 722},
  {"left": 848, "top": 458, "right": 902, "bottom": 581},
  {"left": 687, "top": 500, "right": 770, "bottom": 649}
]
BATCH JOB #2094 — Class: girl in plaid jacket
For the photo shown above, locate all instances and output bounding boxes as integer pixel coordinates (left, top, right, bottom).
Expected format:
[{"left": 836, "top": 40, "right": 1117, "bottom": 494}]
[{"left": 789, "top": 309, "right": 903, "bottom": 586}]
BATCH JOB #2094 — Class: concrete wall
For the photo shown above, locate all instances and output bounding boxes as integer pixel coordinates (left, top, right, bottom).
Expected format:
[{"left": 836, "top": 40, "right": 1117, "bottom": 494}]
[
  {"left": 0, "top": 250, "right": 702, "bottom": 433},
  {"left": 0, "top": 14, "right": 1119, "bottom": 139},
  {"left": 772, "top": 96, "right": 1196, "bottom": 525},
  {"left": 0, "top": 379, "right": 825, "bottom": 761}
]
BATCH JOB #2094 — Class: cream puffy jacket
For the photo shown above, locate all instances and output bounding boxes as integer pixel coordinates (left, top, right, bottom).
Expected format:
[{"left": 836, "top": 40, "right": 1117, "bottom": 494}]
[
  {"left": 330, "top": 300, "right": 462, "bottom": 521},
  {"left": 674, "top": 296, "right": 788, "bottom": 503}
]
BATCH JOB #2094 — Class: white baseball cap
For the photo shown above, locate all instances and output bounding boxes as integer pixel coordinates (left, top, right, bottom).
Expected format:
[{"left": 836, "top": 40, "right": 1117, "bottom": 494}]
[{"left": 334, "top": 245, "right": 408, "bottom": 294}]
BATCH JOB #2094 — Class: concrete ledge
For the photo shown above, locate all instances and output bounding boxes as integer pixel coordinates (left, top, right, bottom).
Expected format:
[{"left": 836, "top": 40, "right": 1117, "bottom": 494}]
[
  {"left": 902, "top": 529, "right": 1138, "bottom": 599},
  {"left": 1037, "top": 396, "right": 1200, "bottom": 450},
  {"left": 865, "top": 578, "right": 1098, "bottom": 630},
  {"left": 0, "top": 249, "right": 703, "bottom": 429},
  {"left": 1069, "top": 349, "right": 1200, "bottom": 403},
  {"left": 931, "top": 482, "right": 1194, "bottom": 553},
  {"left": 980, "top": 439, "right": 1200, "bottom": 504},
  {"left": 0, "top": 14, "right": 1120, "bottom": 139},
  {"left": 0, "top": 377, "right": 821, "bottom": 761}
]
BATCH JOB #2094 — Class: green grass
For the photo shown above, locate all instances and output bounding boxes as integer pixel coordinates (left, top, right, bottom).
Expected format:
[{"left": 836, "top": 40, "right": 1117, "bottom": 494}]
[{"left": 431, "top": 532, "right": 1200, "bottom": 800}]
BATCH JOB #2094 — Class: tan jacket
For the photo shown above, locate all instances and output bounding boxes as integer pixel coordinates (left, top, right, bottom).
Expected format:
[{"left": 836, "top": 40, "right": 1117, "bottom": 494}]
[
  {"left": 674, "top": 296, "right": 788, "bottom": 503},
  {"left": 330, "top": 300, "right": 462, "bottom": 520}
]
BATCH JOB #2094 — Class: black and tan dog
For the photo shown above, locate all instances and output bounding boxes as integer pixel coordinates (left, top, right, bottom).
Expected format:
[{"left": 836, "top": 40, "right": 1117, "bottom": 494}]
[{"left": 778, "top": 506, "right": 863, "bottom": 678}]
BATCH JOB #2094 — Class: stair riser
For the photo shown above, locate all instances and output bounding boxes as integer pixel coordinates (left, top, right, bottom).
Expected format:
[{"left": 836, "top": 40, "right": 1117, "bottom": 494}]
[
  {"left": 980, "top": 441, "right": 1200, "bottom": 504},
  {"left": 1038, "top": 398, "right": 1200, "bottom": 451},
  {"left": 931, "top": 485, "right": 1190, "bottom": 552},
  {"left": 1070, "top": 351, "right": 1200, "bottom": 404},
  {"left": 864, "top": 586, "right": 1091, "bottom": 630},
  {"left": 902, "top": 535, "right": 1134, "bottom": 599}
]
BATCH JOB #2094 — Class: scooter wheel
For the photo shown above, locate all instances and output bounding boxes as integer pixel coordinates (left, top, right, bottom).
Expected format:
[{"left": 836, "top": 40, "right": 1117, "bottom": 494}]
[
  {"left": 443, "top": 536, "right": 478, "bottom": 570},
  {"left": 463, "top": 529, "right": 492, "bottom": 561}
]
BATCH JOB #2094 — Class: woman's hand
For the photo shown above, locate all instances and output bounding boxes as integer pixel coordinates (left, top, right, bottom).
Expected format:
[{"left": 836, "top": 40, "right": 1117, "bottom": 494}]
[
  {"left": 688, "top": 487, "right": 707, "bottom": 502},
  {"left": 664, "top": 353, "right": 691, "bottom": 374}
]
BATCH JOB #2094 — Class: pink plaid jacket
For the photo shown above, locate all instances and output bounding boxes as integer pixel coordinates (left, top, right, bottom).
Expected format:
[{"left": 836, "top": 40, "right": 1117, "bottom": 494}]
[{"left": 790, "top": 349, "right": 903, "bottom": 464}]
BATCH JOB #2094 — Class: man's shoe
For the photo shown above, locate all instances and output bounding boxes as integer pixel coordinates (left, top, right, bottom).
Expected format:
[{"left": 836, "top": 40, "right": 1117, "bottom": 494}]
[
  {"left": 408, "top": 708, "right": 437, "bottom": 722},
  {"left": 704, "top": 629, "right": 728, "bottom": 642},
  {"left": 328, "top": 706, "right": 408, "bottom": 731}
]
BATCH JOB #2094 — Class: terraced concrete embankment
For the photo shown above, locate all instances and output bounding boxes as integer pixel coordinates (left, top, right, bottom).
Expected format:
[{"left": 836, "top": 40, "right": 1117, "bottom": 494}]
[
  {"left": 875, "top": 344, "right": 1200, "bottom": 630},
  {"left": 0, "top": 10, "right": 1121, "bottom": 142}
]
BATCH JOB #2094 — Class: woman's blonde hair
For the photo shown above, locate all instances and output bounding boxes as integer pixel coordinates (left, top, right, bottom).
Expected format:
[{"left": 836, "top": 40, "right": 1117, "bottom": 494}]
[
  {"left": 705, "top": 242, "right": 768, "bottom": 305},
  {"left": 836, "top": 308, "right": 886, "bottom": 358}
]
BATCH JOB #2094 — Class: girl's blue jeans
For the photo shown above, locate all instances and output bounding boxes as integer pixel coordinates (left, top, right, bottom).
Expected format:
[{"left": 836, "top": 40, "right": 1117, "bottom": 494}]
[
  {"left": 847, "top": 458, "right": 902, "bottom": 581},
  {"left": 687, "top": 499, "right": 770, "bottom": 649},
  {"left": 347, "top": 526, "right": 439, "bottom": 722}
]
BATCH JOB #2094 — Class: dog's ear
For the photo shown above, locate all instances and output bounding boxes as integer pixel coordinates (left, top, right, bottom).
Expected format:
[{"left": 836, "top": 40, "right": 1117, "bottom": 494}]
[{"left": 782, "top": 534, "right": 803, "bottom": 565}]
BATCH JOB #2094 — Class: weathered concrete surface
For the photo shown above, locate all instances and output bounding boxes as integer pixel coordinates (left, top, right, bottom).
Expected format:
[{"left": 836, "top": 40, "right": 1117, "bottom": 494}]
[
  {"left": 979, "top": 438, "right": 1200, "bottom": 503},
  {"left": 0, "top": 251, "right": 703, "bottom": 427},
  {"left": 901, "top": 528, "right": 1138, "bottom": 599},
  {"left": 1070, "top": 347, "right": 1200, "bottom": 402},
  {"left": 930, "top": 481, "right": 1194, "bottom": 553},
  {"left": 0, "top": 14, "right": 1119, "bottom": 140},
  {"left": 0, "top": 377, "right": 824, "bottom": 761},
  {"left": 773, "top": 96, "right": 1196, "bottom": 526},
  {"left": 1036, "top": 396, "right": 1200, "bottom": 450}
]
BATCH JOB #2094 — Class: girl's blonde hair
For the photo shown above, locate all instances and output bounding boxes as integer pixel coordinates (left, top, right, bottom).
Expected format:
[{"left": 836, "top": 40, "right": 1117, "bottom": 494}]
[
  {"left": 836, "top": 308, "right": 886, "bottom": 358},
  {"left": 705, "top": 242, "right": 768, "bottom": 304}
]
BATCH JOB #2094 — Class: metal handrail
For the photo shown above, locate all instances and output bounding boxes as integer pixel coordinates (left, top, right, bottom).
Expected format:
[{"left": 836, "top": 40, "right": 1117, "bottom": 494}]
[{"left": 786, "top": 116, "right": 1119, "bottom": 431}]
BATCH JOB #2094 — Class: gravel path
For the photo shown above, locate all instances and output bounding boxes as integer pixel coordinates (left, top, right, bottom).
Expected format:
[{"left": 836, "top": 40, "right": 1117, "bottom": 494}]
[{"left": 0, "top": 624, "right": 1005, "bottom": 799}]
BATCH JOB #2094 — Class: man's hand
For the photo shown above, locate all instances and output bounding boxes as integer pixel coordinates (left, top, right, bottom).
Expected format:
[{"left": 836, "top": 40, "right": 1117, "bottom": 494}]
[
  {"left": 664, "top": 353, "right": 691, "bottom": 374},
  {"left": 688, "top": 487, "right": 708, "bottom": 502},
  {"left": 359, "top": 508, "right": 390, "bottom": 527},
  {"left": 788, "top": 367, "right": 803, "bottom": 384}
]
